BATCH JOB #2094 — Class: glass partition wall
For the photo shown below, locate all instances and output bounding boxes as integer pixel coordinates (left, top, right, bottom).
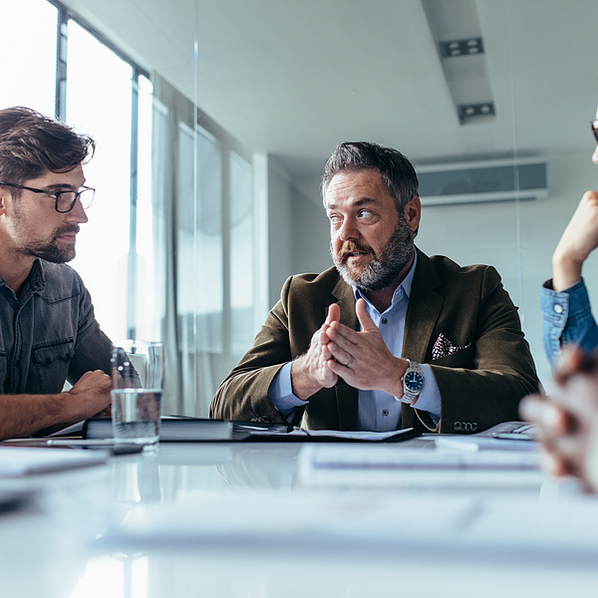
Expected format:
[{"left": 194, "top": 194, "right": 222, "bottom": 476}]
[
  {"left": 3, "top": 0, "right": 598, "bottom": 414},
  {"left": 191, "top": 0, "right": 598, "bottom": 397},
  {"left": 0, "top": 0, "right": 258, "bottom": 416}
]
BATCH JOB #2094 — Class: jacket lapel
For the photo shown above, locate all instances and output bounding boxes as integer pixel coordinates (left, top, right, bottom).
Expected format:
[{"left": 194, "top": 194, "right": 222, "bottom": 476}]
[
  {"left": 327, "top": 250, "right": 443, "bottom": 431},
  {"left": 331, "top": 277, "right": 359, "bottom": 430},
  {"left": 401, "top": 249, "right": 444, "bottom": 430},
  {"left": 332, "top": 277, "right": 359, "bottom": 330},
  {"left": 402, "top": 248, "right": 444, "bottom": 363}
]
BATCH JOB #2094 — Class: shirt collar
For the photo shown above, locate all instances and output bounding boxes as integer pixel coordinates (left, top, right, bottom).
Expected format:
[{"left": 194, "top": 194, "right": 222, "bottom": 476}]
[
  {"left": 352, "top": 249, "right": 418, "bottom": 307},
  {"left": 28, "top": 259, "right": 46, "bottom": 292},
  {"left": 0, "top": 259, "right": 46, "bottom": 297}
]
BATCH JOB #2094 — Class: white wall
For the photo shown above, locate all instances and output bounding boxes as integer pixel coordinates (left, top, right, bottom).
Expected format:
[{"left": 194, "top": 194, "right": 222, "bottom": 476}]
[
  {"left": 287, "top": 151, "right": 598, "bottom": 390},
  {"left": 267, "top": 159, "right": 295, "bottom": 308},
  {"left": 291, "top": 185, "right": 331, "bottom": 276}
]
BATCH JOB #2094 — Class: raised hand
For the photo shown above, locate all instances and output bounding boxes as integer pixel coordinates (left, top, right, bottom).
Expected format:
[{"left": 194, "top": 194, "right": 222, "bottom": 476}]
[
  {"left": 290, "top": 303, "right": 341, "bottom": 400},
  {"left": 553, "top": 190, "right": 598, "bottom": 291},
  {"left": 325, "top": 298, "right": 408, "bottom": 397}
]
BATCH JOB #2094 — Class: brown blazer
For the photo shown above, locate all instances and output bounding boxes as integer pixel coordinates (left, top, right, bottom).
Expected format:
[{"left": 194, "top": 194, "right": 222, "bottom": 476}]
[{"left": 210, "top": 248, "right": 540, "bottom": 434}]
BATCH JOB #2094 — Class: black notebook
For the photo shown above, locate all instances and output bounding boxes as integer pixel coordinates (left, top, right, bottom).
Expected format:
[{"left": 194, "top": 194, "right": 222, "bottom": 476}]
[{"left": 83, "top": 417, "right": 264, "bottom": 442}]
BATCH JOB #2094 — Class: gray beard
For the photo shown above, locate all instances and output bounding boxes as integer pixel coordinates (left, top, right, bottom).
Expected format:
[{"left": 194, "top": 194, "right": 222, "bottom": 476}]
[{"left": 331, "top": 217, "right": 414, "bottom": 292}]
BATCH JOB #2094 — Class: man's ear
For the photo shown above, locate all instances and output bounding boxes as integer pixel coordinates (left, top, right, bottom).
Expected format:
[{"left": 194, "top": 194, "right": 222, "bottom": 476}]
[
  {"left": 0, "top": 187, "right": 10, "bottom": 215},
  {"left": 404, "top": 195, "right": 422, "bottom": 235}
]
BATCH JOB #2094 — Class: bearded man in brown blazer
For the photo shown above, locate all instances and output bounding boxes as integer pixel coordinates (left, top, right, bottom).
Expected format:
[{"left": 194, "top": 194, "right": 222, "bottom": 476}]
[{"left": 211, "top": 141, "right": 540, "bottom": 434}]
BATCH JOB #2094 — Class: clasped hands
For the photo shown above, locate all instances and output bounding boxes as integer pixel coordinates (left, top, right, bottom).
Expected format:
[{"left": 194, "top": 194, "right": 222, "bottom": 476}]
[
  {"left": 521, "top": 347, "right": 598, "bottom": 492},
  {"left": 290, "top": 298, "right": 408, "bottom": 401},
  {"left": 68, "top": 369, "right": 113, "bottom": 419}
]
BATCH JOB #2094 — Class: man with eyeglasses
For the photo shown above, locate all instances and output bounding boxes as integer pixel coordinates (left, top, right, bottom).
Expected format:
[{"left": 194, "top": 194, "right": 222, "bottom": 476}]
[
  {"left": 521, "top": 109, "right": 598, "bottom": 492},
  {"left": 536, "top": 115, "right": 598, "bottom": 370},
  {"left": 0, "top": 106, "right": 112, "bottom": 439}
]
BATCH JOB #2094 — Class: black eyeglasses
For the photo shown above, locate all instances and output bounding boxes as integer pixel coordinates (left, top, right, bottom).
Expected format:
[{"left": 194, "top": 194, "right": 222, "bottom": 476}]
[
  {"left": 0, "top": 182, "right": 95, "bottom": 213},
  {"left": 592, "top": 119, "right": 598, "bottom": 144}
]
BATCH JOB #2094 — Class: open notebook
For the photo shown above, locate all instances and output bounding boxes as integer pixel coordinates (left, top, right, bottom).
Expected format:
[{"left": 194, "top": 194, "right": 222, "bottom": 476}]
[{"left": 83, "top": 417, "right": 419, "bottom": 443}]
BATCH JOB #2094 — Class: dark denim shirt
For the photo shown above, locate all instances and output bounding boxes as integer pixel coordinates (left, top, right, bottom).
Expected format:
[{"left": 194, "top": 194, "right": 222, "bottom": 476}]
[
  {"left": 541, "top": 278, "right": 598, "bottom": 372},
  {"left": 0, "top": 259, "right": 111, "bottom": 394}
]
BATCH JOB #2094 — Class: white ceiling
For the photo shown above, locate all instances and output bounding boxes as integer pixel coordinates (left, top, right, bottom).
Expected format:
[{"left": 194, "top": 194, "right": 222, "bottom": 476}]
[{"left": 61, "top": 0, "right": 598, "bottom": 178}]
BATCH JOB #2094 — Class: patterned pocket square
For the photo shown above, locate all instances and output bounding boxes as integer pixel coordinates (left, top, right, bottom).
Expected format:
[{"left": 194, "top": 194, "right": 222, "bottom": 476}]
[{"left": 431, "top": 333, "right": 471, "bottom": 360}]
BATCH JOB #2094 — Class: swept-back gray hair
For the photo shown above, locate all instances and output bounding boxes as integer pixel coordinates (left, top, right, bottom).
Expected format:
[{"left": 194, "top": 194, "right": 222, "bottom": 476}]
[{"left": 321, "top": 141, "right": 419, "bottom": 213}]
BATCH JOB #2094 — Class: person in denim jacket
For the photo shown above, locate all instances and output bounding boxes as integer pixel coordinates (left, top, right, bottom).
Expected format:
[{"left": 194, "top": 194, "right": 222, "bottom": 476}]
[
  {"left": 0, "top": 107, "right": 112, "bottom": 439},
  {"left": 522, "top": 108, "right": 598, "bottom": 491},
  {"left": 541, "top": 111, "right": 598, "bottom": 369}
]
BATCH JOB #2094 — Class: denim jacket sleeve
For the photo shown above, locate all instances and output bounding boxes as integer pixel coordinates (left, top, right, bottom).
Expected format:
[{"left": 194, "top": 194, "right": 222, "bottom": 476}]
[
  {"left": 67, "top": 283, "right": 112, "bottom": 384},
  {"left": 542, "top": 278, "right": 598, "bottom": 371}
]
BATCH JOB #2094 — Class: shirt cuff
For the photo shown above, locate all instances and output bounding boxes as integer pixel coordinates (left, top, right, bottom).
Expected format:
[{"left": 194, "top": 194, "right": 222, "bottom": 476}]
[
  {"left": 561, "top": 279, "right": 593, "bottom": 316},
  {"left": 541, "top": 278, "right": 598, "bottom": 370},
  {"left": 541, "top": 279, "right": 570, "bottom": 330},
  {"left": 409, "top": 364, "right": 441, "bottom": 420},
  {"left": 268, "top": 362, "right": 308, "bottom": 419}
]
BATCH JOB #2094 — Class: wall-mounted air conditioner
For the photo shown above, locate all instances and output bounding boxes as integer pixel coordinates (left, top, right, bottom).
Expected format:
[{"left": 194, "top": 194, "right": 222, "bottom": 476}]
[{"left": 417, "top": 157, "right": 547, "bottom": 206}]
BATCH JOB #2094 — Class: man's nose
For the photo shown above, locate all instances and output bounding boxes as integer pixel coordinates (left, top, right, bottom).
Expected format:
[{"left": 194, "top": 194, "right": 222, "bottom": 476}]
[
  {"left": 338, "top": 217, "right": 359, "bottom": 242},
  {"left": 66, "top": 197, "right": 89, "bottom": 224}
]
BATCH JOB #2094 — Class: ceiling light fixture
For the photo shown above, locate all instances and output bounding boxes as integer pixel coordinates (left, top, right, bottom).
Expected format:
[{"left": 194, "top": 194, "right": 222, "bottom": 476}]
[
  {"left": 458, "top": 102, "right": 495, "bottom": 122},
  {"left": 439, "top": 37, "right": 484, "bottom": 58},
  {"left": 421, "top": 0, "right": 496, "bottom": 125}
]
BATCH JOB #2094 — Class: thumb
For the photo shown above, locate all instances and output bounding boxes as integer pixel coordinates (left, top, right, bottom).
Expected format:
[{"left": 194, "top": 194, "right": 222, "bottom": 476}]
[
  {"left": 326, "top": 302, "right": 341, "bottom": 325},
  {"left": 355, "top": 298, "right": 377, "bottom": 331}
]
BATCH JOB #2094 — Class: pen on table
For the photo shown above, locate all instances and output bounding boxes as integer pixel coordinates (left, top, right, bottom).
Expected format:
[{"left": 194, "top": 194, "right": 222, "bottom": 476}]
[
  {"left": 1, "top": 438, "right": 118, "bottom": 446},
  {"left": 0, "top": 437, "right": 145, "bottom": 454},
  {"left": 46, "top": 438, "right": 119, "bottom": 446},
  {"left": 491, "top": 433, "right": 535, "bottom": 441},
  {"left": 46, "top": 439, "right": 146, "bottom": 454}
]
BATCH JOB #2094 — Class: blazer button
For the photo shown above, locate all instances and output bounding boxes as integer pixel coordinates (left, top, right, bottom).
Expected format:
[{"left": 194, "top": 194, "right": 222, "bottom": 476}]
[{"left": 453, "top": 421, "right": 462, "bottom": 432}]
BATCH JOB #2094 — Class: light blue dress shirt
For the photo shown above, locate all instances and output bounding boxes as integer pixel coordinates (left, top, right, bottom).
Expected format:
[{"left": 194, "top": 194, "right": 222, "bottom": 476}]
[
  {"left": 541, "top": 278, "right": 598, "bottom": 371},
  {"left": 269, "top": 255, "right": 442, "bottom": 431}
]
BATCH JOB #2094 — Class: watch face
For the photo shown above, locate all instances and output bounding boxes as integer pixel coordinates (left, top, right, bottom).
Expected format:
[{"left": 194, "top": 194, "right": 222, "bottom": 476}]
[{"left": 405, "top": 371, "right": 424, "bottom": 392}]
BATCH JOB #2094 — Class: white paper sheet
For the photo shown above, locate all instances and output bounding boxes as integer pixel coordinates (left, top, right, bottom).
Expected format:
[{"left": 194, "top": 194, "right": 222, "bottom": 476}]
[
  {"left": 434, "top": 436, "right": 537, "bottom": 452},
  {"left": 298, "top": 444, "right": 539, "bottom": 470},
  {"left": 0, "top": 447, "right": 108, "bottom": 477}
]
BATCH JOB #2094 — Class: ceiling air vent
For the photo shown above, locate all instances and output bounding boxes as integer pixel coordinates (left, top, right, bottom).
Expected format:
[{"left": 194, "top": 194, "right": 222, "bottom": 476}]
[{"left": 417, "top": 158, "right": 547, "bottom": 206}]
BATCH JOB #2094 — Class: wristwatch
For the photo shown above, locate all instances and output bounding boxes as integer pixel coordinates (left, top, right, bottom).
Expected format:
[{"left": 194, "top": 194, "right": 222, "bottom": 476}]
[{"left": 401, "top": 360, "right": 424, "bottom": 405}]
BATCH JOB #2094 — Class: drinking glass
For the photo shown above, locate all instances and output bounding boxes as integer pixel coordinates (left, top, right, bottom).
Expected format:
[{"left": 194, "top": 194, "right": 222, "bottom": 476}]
[{"left": 110, "top": 340, "right": 164, "bottom": 447}]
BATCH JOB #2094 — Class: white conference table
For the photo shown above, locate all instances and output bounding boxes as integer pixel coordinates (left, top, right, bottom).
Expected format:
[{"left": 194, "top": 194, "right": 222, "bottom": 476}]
[{"left": 0, "top": 436, "right": 597, "bottom": 598}]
